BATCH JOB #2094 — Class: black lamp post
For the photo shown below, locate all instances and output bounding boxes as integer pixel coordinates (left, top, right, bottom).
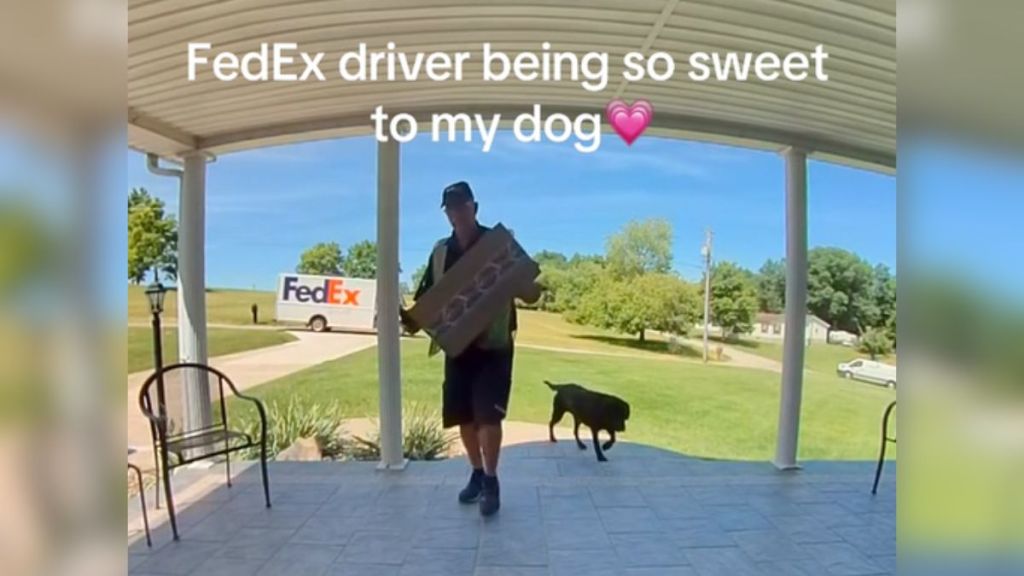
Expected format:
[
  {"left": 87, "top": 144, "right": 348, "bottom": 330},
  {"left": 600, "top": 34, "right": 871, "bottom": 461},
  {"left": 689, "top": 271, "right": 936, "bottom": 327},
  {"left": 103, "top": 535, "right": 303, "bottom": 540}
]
[
  {"left": 144, "top": 281, "right": 168, "bottom": 510},
  {"left": 145, "top": 282, "right": 168, "bottom": 373}
]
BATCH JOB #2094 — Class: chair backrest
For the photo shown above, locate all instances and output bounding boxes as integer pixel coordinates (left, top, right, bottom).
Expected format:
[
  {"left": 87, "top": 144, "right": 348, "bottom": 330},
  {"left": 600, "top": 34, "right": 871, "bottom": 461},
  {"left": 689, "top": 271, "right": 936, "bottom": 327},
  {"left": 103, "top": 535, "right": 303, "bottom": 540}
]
[
  {"left": 882, "top": 401, "right": 897, "bottom": 443},
  {"left": 139, "top": 363, "right": 235, "bottom": 439}
]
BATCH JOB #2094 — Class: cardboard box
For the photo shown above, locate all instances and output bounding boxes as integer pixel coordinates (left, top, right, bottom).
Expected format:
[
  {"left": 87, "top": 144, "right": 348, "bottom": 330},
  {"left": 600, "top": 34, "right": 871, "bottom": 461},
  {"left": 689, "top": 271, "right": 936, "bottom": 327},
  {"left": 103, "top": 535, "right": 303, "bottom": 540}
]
[{"left": 408, "top": 223, "right": 539, "bottom": 357}]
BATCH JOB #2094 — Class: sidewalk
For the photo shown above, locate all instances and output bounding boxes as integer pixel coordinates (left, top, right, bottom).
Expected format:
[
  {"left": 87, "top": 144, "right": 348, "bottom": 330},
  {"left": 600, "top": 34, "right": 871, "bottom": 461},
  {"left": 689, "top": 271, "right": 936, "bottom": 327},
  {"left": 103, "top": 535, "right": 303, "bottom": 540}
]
[{"left": 680, "top": 336, "right": 784, "bottom": 373}]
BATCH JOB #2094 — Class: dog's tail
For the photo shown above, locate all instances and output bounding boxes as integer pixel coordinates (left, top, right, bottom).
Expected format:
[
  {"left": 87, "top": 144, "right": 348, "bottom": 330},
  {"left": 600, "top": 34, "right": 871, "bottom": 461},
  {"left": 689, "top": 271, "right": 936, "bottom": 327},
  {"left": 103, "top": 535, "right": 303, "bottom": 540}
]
[{"left": 543, "top": 380, "right": 560, "bottom": 391}]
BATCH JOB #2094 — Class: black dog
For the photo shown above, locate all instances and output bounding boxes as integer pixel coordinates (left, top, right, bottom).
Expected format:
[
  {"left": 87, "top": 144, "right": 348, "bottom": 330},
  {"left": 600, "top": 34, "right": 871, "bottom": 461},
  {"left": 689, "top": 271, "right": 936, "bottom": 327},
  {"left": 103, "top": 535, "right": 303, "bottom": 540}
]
[{"left": 545, "top": 381, "right": 630, "bottom": 462}]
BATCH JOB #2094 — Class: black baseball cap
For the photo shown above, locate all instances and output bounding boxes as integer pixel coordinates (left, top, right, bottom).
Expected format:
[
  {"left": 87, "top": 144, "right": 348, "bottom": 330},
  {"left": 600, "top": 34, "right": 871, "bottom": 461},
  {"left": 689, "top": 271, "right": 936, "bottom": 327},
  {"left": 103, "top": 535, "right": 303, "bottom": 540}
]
[{"left": 441, "top": 181, "right": 474, "bottom": 208}]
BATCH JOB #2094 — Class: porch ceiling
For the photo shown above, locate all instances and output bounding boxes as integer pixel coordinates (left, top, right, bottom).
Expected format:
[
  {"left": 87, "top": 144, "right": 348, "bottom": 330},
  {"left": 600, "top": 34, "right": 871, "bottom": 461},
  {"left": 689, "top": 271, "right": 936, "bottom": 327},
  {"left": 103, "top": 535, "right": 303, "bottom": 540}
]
[{"left": 128, "top": 0, "right": 896, "bottom": 171}]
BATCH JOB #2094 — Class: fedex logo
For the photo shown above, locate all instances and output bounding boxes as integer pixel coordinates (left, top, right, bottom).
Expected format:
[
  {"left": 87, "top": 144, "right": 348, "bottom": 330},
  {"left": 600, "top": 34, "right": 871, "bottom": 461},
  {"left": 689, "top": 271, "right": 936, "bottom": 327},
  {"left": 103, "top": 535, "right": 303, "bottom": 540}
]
[{"left": 282, "top": 276, "right": 360, "bottom": 305}]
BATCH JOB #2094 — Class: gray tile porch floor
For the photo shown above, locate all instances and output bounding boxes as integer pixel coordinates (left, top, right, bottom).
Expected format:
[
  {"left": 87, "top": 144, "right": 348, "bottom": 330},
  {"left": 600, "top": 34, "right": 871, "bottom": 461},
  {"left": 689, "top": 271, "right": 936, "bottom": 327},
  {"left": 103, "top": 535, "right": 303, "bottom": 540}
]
[{"left": 128, "top": 441, "right": 896, "bottom": 576}]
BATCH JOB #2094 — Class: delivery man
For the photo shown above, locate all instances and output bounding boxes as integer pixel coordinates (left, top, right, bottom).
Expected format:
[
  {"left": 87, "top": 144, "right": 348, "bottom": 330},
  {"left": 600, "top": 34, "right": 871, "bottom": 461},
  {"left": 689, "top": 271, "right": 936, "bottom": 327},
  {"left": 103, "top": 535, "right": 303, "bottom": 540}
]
[{"left": 400, "top": 181, "right": 541, "bottom": 517}]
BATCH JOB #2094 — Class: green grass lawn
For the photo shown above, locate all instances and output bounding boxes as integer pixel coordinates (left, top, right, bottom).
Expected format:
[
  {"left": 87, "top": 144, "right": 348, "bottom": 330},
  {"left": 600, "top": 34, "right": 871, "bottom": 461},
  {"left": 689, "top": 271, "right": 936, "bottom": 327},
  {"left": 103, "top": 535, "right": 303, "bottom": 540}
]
[
  {"left": 233, "top": 337, "right": 895, "bottom": 461},
  {"left": 128, "top": 287, "right": 705, "bottom": 359},
  {"left": 516, "top": 309, "right": 706, "bottom": 360},
  {"left": 127, "top": 327, "right": 296, "bottom": 373},
  {"left": 129, "top": 285, "right": 277, "bottom": 325},
  {"left": 126, "top": 286, "right": 894, "bottom": 461},
  {"left": 719, "top": 336, "right": 896, "bottom": 375}
]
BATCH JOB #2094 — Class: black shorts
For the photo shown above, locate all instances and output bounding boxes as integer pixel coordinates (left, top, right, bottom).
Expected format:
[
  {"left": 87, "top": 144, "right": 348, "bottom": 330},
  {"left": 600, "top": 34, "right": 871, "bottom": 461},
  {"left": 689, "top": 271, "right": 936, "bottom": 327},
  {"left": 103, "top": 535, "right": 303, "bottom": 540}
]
[{"left": 442, "top": 345, "right": 514, "bottom": 428}]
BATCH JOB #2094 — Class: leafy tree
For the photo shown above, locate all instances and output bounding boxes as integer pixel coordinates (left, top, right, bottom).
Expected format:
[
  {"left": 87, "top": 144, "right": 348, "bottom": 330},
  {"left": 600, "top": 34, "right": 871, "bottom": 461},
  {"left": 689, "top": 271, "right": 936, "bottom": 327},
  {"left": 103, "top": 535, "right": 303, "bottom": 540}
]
[
  {"left": 605, "top": 219, "right": 672, "bottom": 279},
  {"left": 709, "top": 261, "right": 759, "bottom": 337},
  {"left": 757, "top": 258, "right": 786, "bottom": 313},
  {"left": 807, "top": 247, "right": 879, "bottom": 335},
  {"left": 859, "top": 327, "right": 893, "bottom": 360},
  {"left": 128, "top": 187, "right": 177, "bottom": 284},
  {"left": 871, "top": 264, "right": 897, "bottom": 342},
  {"left": 410, "top": 263, "right": 428, "bottom": 294},
  {"left": 296, "top": 242, "right": 344, "bottom": 276},
  {"left": 533, "top": 250, "right": 568, "bottom": 270},
  {"left": 568, "top": 254, "right": 605, "bottom": 267},
  {"left": 884, "top": 308, "right": 896, "bottom": 347},
  {"left": 569, "top": 274, "right": 698, "bottom": 342},
  {"left": 342, "top": 240, "right": 377, "bottom": 278},
  {"left": 533, "top": 251, "right": 575, "bottom": 311},
  {"left": 521, "top": 251, "right": 568, "bottom": 310},
  {"left": 569, "top": 278, "right": 639, "bottom": 338},
  {"left": 542, "top": 258, "right": 605, "bottom": 313},
  {"left": 639, "top": 274, "right": 701, "bottom": 337},
  {"left": 534, "top": 267, "right": 562, "bottom": 311}
]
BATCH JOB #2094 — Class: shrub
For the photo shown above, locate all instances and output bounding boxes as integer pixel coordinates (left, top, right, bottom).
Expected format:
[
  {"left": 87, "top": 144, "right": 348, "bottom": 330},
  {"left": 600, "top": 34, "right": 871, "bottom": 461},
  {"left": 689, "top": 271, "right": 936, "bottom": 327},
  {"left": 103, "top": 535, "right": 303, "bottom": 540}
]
[
  {"left": 859, "top": 328, "right": 893, "bottom": 360},
  {"left": 404, "top": 404, "right": 458, "bottom": 460},
  {"left": 348, "top": 404, "right": 456, "bottom": 461},
  {"left": 236, "top": 398, "right": 345, "bottom": 460}
]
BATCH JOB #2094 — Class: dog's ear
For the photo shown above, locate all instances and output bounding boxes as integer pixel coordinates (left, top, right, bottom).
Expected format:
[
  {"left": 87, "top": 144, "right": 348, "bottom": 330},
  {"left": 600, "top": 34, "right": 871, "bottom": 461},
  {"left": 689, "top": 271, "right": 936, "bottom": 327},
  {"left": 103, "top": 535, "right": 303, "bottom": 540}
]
[{"left": 611, "top": 400, "right": 630, "bottom": 432}]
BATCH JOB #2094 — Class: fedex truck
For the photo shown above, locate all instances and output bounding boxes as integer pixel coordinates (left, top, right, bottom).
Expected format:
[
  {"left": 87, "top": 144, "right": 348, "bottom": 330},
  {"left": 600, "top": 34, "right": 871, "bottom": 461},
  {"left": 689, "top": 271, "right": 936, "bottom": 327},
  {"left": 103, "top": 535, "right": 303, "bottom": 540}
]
[{"left": 275, "top": 274, "right": 378, "bottom": 333}]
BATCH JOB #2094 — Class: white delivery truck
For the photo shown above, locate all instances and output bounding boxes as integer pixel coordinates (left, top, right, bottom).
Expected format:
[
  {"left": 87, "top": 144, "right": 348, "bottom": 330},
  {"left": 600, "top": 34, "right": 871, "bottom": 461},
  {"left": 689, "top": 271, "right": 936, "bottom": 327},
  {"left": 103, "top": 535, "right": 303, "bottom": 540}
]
[
  {"left": 836, "top": 358, "right": 898, "bottom": 389},
  {"left": 275, "top": 273, "right": 378, "bottom": 333}
]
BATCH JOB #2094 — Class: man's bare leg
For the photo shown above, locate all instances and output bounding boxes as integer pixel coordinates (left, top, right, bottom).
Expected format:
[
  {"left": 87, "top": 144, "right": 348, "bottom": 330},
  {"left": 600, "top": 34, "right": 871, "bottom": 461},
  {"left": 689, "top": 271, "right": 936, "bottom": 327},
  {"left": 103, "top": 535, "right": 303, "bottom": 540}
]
[
  {"left": 460, "top": 423, "right": 483, "bottom": 469},
  {"left": 478, "top": 424, "right": 503, "bottom": 476},
  {"left": 477, "top": 423, "right": 503, "bottom": 515},
  {"left": 457, "top": 423, "right": 487, "bottom": 504}
]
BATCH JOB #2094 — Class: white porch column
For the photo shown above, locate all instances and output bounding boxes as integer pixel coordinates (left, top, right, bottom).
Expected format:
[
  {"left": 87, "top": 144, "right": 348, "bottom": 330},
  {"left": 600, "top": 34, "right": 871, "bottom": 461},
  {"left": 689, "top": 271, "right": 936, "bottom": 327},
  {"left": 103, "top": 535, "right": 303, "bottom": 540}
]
[
  {"left": 376, "top": 139, "right": 406, "bottom": 470},
  {"left": 179, "top": 152, "right": 212, "bottom": 433},
  {"left": 774, "top": 147, "right": 808, "bottom": 470}
]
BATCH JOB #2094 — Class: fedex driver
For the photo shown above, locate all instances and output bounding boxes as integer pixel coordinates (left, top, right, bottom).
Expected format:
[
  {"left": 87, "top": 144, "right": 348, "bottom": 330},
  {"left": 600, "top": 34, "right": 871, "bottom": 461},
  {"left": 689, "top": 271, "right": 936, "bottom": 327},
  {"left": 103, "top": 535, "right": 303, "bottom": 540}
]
[{"left": 400, "top": 181, "right": 541, "bottom": 516}]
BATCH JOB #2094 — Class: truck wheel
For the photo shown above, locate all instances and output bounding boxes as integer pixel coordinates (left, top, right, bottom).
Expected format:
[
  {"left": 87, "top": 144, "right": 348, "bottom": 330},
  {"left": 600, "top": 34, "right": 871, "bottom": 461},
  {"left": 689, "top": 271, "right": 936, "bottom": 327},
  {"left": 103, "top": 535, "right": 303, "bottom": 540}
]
[
  {"left": 309, "top": 316, "right": 328, "bottom": 333},
  {"left": 842, "top": 371, "right": 852, "bottom": 380},
  {"left": 886, "top": 380, "right": 896, "bottom": 389}
]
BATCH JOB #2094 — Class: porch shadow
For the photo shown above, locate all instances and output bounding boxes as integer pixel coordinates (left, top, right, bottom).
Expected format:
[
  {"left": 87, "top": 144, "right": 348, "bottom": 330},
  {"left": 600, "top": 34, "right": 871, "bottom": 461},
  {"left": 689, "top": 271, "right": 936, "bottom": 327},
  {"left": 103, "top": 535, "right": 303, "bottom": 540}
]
[{"left": 569, "top": 334, "right": 703, "bottom": 359}]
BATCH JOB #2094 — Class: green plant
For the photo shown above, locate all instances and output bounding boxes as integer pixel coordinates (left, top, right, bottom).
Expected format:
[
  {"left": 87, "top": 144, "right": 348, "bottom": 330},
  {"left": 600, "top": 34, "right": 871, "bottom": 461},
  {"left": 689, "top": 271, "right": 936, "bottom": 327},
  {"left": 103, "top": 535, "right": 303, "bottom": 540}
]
[
  {"left": 859, "top": 328, "right": 893, "bottom": 360},
  {"left": 404, "top": 404, "right": 458, "bottom": 460},
  {"left": 236, "top": 398, "right": 345, "bottom": 460},
  {"left": 347, "top": 404, "right": 456, "bottom": 461}
]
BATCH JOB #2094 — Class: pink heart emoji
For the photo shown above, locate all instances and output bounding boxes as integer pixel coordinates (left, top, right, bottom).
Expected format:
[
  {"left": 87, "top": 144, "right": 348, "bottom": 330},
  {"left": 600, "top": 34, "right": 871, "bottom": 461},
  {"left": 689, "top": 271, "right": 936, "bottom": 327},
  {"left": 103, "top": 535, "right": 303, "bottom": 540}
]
[{"left": 605, "top": 99, "right": 653, "bottom": 145}]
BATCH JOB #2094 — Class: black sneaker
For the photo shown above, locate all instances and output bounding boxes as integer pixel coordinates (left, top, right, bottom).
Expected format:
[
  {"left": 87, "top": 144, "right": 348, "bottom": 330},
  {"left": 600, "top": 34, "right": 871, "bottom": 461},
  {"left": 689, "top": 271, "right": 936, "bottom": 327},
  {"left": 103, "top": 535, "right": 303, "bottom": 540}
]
[
  {"left": 479, "top": 475, "right": 500, "bottom": 516},
  {"left": 458, "top": 469, "right": 484, "bottom": 504}
]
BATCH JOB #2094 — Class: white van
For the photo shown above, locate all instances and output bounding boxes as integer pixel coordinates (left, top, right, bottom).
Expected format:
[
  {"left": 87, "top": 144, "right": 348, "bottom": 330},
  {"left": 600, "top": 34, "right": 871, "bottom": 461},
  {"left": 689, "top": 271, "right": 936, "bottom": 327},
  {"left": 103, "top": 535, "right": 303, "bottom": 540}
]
[
  {"left": 836, "top": 359, "right": 897, "bottom": 388},
  {"left": 275, "top": 274, "right": 377, "bottom": 332}
]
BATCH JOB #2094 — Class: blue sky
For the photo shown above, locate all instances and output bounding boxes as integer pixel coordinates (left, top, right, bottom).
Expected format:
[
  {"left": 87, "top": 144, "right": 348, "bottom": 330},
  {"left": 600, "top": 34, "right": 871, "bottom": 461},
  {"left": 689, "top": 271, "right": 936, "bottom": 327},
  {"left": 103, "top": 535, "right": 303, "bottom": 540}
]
[{"left": 126, "top": 133, "right": 897, "bottom": 291}]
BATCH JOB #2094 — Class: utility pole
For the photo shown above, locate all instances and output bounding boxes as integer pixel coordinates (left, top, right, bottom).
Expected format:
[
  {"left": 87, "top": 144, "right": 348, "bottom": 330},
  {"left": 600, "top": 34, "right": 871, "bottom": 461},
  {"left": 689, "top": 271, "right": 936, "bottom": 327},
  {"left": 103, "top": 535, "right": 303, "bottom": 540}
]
[{"left": 701, "top": 228, "right": 713, "bottom": 363}]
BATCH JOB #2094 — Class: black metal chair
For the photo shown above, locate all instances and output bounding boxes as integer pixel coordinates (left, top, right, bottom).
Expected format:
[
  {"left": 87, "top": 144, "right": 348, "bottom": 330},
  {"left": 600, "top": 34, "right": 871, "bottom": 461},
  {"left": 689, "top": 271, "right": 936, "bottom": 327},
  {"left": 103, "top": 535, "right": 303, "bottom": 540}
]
[
  {"left": 872, "top": 401, "right": 897, "bottom": 494},
  {"left": 139, "top": 362, "right": 271, "bottom": 540}
]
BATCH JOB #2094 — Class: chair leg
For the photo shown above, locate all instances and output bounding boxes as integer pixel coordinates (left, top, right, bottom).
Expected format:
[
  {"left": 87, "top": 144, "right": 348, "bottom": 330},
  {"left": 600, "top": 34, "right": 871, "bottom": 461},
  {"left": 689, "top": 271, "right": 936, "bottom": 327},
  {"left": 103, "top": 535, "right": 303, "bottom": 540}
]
[
  {"left": 260, "top": 440, "right": 271, "bottom": 508},
  {"left": 225, "top": 444, "right": 232, "bottom": 489},
  {"left": 151, "top": 446, "right": 161, "bottom": 509},
  {"left": 129, "top": 464, "right": 152, "bottom": 547},
  {"left": 872, "top": 439, "right": 888, "bottom": 495},
  {"left": 160, "top": 450, "right": 179, "bottom": 540}
]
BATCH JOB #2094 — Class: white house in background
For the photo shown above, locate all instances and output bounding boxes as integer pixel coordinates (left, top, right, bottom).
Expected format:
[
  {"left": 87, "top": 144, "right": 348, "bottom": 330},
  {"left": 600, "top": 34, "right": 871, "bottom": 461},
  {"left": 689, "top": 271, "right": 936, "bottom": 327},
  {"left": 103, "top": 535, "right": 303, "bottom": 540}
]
[{"left": 751, "top": 312, "right": 831, "bottom": 343}]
